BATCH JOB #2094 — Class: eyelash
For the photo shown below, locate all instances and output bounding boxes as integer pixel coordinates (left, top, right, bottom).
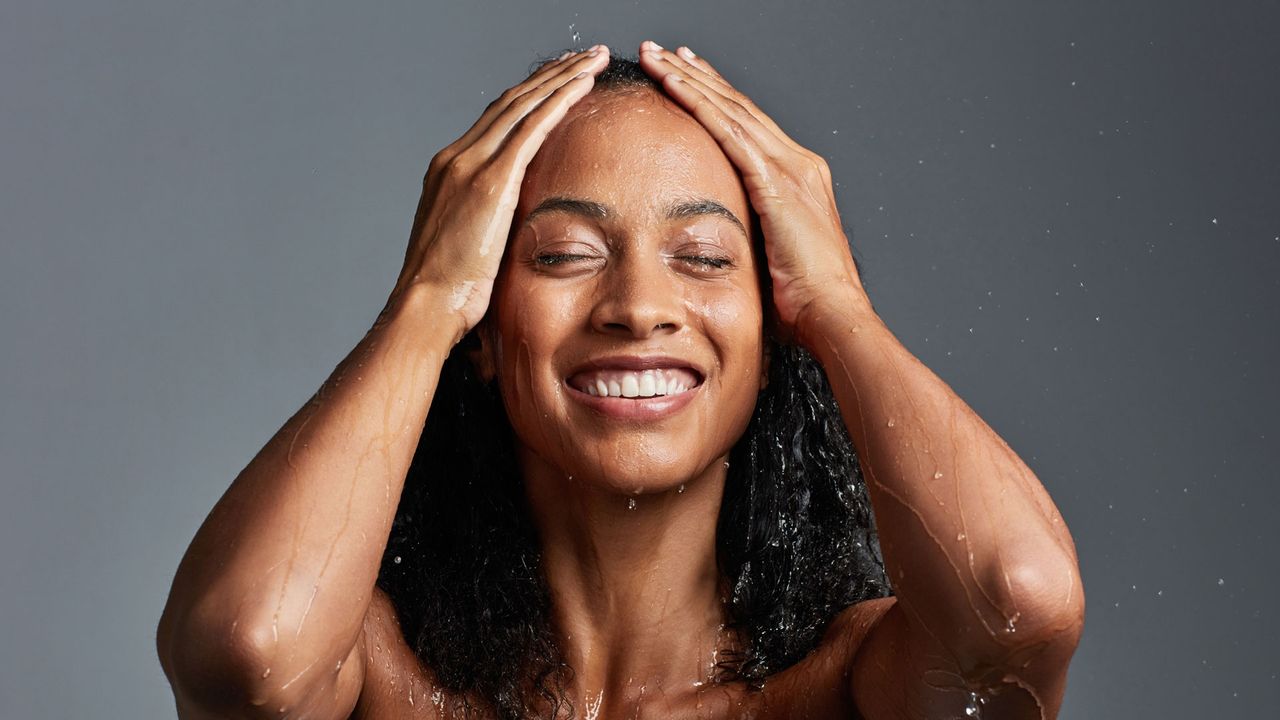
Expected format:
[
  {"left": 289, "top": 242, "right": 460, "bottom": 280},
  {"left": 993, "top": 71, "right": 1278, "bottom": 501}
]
[{"left": 534, "top": 254, "right": 733, "bottom": 269}]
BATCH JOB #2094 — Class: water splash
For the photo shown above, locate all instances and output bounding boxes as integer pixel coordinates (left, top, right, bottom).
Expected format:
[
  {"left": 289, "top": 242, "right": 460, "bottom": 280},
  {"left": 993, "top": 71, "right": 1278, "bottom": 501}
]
[{"left": 569, "top": 22, "right": 580, "bottom": 45}]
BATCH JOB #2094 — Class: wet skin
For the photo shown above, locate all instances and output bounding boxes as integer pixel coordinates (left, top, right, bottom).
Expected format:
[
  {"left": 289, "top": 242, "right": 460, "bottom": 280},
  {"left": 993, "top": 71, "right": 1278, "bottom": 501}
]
[
  {"left": 355, "top": 45, "right": 1082, "bottom": 718},
  {"left": 158, "top": 41, "right": 1083, "bottom": 720},
  {"left": 357, "top": 51, "right": 889, "bottom": 719}
]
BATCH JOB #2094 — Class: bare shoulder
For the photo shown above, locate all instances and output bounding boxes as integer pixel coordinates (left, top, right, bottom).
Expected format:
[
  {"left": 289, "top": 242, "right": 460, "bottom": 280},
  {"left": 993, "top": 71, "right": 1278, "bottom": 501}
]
[
  {"left": 348, "top": 585, "right": 449, "bottom": 719},
  {"left": 826, "top": 595, "right": 900, "bottom": 656},
  {"left": 750, "top": 595, "right": 899, "bottom": 719}
]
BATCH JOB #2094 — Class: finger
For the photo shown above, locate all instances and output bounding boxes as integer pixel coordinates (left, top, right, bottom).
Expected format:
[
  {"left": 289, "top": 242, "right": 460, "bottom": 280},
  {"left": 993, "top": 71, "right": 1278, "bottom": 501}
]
[
  {"left": 464, "top": 48, "right": 607, "bottom": 159},
  {"left": 674, "top": 45, "right": 726, "bottom": 82},
  {"left": 423, "top": 47, "right": 608, "bottom": 200},
  {"left": 642, "top": 52, "right": 791, "bottom": 165},
  {"left": 426, "top": 69, "right": 599, "bottom": 267},
  {"left": 643, "top": 44, "right": 808, "bottom": 156},
  {"left": 658, "top": 72, "right": 788, "bottom": 192},
  {"left": 407, "top": 56, "right": 602, "bottom": 284},
  {"left": 656, "top": 64, "right": 840, "bottom": 217}
]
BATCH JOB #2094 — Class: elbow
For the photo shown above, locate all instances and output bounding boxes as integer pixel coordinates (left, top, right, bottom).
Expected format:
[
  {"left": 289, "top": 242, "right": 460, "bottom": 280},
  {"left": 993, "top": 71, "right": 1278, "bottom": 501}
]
[
  {"left": 981, "top": 554, "right": 1086, "bottom": 664},
  {"left": 157, "top": 599, "right": 300, "bottom": 719},
  {"left": 1011, "top": 554, "right": 1085, "bottom": 643}
]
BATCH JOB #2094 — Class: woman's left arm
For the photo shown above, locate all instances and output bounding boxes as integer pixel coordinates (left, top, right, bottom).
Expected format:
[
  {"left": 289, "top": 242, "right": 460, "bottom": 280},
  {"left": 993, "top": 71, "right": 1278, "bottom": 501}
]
[{"left": 638, "top": 42, "right": 1085, "bottom": 718}]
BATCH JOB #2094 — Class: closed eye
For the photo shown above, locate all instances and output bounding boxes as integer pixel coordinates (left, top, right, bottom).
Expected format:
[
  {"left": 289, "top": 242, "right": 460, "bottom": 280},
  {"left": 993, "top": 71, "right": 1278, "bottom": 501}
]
[
  {"left": 535, "top": 253, "right": 595, "bottom": 265},
  {"left": 677, "top": 255, "right": 733, "bottom": 269}
]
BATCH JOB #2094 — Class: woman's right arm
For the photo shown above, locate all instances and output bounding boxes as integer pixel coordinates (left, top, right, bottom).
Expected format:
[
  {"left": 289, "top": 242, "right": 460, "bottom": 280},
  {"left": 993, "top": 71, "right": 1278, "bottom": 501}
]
[{"left": 155, "top": 46, "right": 610, "bottom": 719}]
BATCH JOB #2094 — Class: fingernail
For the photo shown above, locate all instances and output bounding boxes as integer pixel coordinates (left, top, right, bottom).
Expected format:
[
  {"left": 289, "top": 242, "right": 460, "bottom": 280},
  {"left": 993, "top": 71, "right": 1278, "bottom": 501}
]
[
  {"left": 645, "top": 40, "right": 664, "bottom": 52},
  {"left": 678, "top": 46, "right": 695, "bottom": 60}
]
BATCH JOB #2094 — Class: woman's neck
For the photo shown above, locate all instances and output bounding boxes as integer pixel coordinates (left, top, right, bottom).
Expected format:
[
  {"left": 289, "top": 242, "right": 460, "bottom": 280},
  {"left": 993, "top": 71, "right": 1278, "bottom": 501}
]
[{"left": 520, "top": 448, "right": 735, "bottom": 704}]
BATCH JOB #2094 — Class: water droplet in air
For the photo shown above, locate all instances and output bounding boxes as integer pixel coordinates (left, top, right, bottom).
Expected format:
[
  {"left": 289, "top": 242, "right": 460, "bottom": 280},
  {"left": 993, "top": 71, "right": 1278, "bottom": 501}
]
[{"left": 393, "top": 555, "right": 402, "bottom": 564}]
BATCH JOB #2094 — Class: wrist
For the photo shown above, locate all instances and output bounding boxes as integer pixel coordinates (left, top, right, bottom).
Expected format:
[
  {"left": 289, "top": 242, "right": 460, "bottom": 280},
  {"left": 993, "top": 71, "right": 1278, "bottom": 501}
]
[
  {"left": 794, "top": 286, "right": 882, "bottom": 353},
  {"left": 382, "top": 281, "right": 472, "bottom": 352}
]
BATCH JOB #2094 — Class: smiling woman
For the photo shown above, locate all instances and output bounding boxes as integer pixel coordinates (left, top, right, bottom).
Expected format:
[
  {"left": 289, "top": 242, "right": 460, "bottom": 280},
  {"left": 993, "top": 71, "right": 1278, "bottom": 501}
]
[
  {"left": 374, "top": 52, "right": 890, "bottom": 717},
  {"left": 157, "top": 43, "right": 1083, "bottom": 720}
]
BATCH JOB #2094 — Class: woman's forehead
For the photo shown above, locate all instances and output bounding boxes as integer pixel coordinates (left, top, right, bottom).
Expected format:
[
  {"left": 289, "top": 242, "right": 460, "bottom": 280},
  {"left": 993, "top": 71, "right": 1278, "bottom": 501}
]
[{"left": 520, "top": 91, "right": 749, "bottom": 220}]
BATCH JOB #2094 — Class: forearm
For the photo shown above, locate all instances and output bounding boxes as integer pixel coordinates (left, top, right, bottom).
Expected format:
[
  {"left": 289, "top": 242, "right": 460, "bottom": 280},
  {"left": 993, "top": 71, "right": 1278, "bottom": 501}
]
[
  {"left": 802, "top": 293, "right": 1083, "bottom": 666},
  {"left": 158, "top": 283, "right": 462, "bottom": 702}
]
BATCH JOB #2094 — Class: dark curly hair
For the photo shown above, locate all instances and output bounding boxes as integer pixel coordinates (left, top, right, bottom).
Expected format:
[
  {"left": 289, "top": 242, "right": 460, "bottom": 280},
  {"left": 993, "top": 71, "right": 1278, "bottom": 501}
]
[{"left": 375, "top": 50, "right": 891, "bottom": 719}]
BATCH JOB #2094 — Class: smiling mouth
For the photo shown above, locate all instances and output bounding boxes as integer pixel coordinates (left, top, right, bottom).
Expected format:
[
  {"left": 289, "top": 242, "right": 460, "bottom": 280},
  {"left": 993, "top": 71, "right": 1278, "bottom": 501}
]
[{"left": 566, "top": 367, "right": 703, "bottom": 398}]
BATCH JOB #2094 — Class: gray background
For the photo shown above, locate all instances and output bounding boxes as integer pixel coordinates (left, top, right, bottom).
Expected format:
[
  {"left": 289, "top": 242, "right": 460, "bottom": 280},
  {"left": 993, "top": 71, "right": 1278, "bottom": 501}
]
[{"left": 2, "top": 0, "right": 1276, "bottom": 717}]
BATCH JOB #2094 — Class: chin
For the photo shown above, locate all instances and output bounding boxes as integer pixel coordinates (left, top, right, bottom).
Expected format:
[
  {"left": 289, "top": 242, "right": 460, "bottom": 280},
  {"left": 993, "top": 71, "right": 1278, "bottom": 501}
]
[{"left": 561, "top": 438, "right": 718, "bottom": 497}]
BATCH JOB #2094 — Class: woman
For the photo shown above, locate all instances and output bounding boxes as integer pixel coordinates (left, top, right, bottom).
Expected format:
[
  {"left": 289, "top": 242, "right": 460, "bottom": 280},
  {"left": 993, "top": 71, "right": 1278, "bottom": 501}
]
[{"left": 157, "top": 42, "right": 1085, "bottom": 719}]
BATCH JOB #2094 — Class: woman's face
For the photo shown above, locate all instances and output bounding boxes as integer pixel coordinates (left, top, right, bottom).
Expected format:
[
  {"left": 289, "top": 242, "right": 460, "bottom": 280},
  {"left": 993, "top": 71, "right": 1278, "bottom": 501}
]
[{"left": 482, "top": 89, "right": 766, "bottom": 495}]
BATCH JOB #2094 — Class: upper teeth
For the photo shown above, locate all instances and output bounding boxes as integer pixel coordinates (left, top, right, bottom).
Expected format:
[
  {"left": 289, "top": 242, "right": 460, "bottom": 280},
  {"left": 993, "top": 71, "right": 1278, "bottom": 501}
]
[{"left": 573, "top": 368, "right": 698, "bottom": 398}]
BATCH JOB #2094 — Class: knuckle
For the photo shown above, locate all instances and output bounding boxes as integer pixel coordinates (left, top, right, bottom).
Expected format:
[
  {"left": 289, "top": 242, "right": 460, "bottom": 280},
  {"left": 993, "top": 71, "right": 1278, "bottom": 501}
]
[
  {"left": 427, "top": 150, "right": 452, "bottom": 176},
  {"left": 467, "top": 163, "right": 502, "bottom": 194},
  {"left": 444, "top": 153, "right": 476, "bottom": 181},
  {"left": 726, "top": 118, "right": 750, "bottom": 142}
]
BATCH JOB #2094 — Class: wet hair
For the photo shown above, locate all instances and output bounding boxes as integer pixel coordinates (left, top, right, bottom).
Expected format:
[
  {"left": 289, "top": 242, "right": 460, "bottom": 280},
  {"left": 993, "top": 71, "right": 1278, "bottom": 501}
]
[{"left": 375, "top": 51, "right": 890, "bottom": 719}]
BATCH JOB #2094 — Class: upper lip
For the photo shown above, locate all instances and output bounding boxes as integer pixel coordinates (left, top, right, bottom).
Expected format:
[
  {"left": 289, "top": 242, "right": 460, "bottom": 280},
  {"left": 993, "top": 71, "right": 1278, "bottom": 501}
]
[{"left": 566, "top": 355, "right": 706, "bottom": 384}]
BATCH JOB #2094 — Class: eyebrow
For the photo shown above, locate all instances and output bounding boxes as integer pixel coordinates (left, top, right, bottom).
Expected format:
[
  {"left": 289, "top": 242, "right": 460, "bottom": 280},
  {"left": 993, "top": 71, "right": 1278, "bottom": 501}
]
[{"left": 522, "top": 196, "right": 749, "bottom": 238}]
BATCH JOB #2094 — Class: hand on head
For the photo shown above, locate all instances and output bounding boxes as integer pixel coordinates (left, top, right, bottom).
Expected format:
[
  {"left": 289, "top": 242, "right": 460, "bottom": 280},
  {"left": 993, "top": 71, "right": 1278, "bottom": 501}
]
[
  {"left": 388, "top": 45, "right": 612, "bottom": 341},
  {"left": 634, "top": 41, "right": 866, "bottom": 349}
]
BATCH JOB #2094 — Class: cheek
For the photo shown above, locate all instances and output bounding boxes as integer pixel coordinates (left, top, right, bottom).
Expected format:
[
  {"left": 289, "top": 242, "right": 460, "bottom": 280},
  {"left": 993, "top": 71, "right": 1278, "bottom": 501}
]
[
  {"left": 495, "top": 280, "right": 582, "bottom": 446},
  {"left": 688, "top": 288, "right": 765, "bottom": 378}
]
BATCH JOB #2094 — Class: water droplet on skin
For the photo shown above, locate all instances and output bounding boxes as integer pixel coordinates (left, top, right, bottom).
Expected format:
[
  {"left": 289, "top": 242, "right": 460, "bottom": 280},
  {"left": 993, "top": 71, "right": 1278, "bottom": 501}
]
[
  {"left": 261, "top": 666, "right": 271, "bottom": 679},
  {"left": 963, "top": 690, "right": 988, "bottom": 717},
  {"left": 627, "top": 498, "right": 637, "bottom": 510},
  {"left": 956, "top": 532, "right": 966, "bottom": 541},
  {"left": 1005, "top": 611, "right": 1021, "bottom": 633},
  {"left": 677, "top": 484, "right": 686, "bottom": 493},
  {"left": 934, "top": 470, "right": 944, "bottom": 479},
  {"left": 887, "top": 418, "right": 896, "bottom": 427}
]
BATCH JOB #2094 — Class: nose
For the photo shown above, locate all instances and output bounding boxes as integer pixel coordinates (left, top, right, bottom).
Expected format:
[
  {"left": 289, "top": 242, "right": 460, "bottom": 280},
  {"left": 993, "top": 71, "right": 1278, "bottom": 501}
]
[{"left": 589, "top": 250, "right": 684, "bottom": 339}]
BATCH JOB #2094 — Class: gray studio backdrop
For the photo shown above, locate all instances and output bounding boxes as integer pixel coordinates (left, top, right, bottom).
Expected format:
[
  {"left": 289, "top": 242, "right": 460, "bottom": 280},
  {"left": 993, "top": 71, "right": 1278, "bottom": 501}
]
[{"left": 2, "top": 1, "right": 1276, "bottom": 717}]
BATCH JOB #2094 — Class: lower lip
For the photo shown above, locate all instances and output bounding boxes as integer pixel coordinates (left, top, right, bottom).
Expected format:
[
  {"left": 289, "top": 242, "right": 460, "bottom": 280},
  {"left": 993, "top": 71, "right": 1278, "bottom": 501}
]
[{"left": 565, "top": 382, "right": 701, "bottom": 421}]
